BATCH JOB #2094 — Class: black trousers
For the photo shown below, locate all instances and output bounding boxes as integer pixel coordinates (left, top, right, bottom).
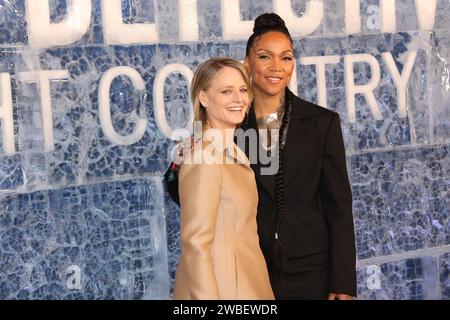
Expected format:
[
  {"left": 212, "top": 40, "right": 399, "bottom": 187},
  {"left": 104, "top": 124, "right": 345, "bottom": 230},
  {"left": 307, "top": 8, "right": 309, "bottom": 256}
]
[{"left": 273, "top": 252, "right": 329, "bottom": 300}]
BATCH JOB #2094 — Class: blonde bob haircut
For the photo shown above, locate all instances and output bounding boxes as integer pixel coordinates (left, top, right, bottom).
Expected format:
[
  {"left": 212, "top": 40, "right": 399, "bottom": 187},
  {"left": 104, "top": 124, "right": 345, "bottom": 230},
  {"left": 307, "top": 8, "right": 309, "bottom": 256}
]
[{"left": 191, "top": 57, "right": 252, "bottom": 124}]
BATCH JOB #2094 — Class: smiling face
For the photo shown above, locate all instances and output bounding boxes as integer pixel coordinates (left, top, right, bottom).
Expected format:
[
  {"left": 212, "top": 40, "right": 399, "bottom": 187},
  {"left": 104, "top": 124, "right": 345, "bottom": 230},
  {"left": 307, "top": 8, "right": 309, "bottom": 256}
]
[
  {"left": 245, "top": 31, "right": 294, "bottom": 98},
  {"left": 198, "top": 66, "right": 250, "bottom": 130}
]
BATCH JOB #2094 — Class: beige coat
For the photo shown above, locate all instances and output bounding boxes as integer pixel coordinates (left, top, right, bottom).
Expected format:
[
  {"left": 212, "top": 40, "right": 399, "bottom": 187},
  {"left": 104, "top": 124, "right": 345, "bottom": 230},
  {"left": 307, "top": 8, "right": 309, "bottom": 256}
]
[{"left": 173, "top": 133, "right": 274, "bottom": 300}]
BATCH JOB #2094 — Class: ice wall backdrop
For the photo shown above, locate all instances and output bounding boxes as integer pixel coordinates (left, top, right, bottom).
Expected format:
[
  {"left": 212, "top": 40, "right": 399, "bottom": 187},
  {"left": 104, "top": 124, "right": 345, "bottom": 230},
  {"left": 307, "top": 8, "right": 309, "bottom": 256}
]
[{"left": 0, "top": 0, "right": 449, "bottom": 300}]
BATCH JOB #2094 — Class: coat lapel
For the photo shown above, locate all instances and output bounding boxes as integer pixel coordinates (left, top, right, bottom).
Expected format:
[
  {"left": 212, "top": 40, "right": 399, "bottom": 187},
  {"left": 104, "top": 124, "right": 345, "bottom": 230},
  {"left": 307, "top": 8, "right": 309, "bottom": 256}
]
[{"left": 226, "top": 142, "right": 251, "bottom": 169}]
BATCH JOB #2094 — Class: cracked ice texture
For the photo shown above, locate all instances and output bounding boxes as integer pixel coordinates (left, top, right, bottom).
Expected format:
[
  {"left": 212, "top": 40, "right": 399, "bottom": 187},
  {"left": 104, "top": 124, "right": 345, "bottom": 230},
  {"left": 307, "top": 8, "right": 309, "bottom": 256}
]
[
  {"left": 357, "top": 256, "right": 441, "bottom": 300},
  {"left": 1, "top": 0, "right": 450, "bottom": 45},
  {"left": 0, "top": 178, "right": 168, "bottom": 299},
  {"left": 441, "top": 253, "right": 450, "bottom": 299},
  {"left": 351, "top": 144, "right": 449, "bottom": 260},
  {"left": 0, "top": 0, "right": 449, "bottom": 299}
]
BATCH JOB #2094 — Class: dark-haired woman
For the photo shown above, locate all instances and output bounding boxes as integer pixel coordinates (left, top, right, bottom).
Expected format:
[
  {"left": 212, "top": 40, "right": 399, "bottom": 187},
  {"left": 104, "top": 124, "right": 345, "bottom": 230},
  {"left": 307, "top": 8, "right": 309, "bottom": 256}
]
[{"left": 165, "top": 13, "right": 356, "bottom": 300}]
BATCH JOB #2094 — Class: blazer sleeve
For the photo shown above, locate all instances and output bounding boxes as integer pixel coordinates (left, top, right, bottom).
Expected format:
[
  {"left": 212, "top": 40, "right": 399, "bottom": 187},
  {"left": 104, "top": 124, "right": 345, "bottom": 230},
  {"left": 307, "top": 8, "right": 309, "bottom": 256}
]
[
  {"left": 178, "top": 162, "right": 222, "bottom": 299},
  {"left": 163, "top": 162, "right": 180, "bottom": 206},
  {"left": 321, "top": 113, "right": 357, "bottom": 296},
  {"left": 164, "top": 137, "right": 198, "bottom": 206}
]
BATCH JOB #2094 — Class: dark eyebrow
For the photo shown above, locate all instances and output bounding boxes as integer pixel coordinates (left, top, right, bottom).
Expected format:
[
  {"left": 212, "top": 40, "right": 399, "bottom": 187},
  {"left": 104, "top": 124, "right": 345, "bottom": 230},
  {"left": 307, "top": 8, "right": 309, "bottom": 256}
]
[{"left": 255, "top": 49, "right": 294, "bottom": 55}]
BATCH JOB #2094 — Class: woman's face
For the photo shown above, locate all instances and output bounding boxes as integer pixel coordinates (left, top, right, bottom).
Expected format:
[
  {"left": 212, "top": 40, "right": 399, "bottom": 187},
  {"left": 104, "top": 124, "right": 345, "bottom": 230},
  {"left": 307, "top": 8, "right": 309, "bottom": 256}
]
[
  {"left": 245, "top": 31, "right": 294, "bottom": 97},
  {"left": 199, "top": 66, "right": 250, "bottom": 130}
]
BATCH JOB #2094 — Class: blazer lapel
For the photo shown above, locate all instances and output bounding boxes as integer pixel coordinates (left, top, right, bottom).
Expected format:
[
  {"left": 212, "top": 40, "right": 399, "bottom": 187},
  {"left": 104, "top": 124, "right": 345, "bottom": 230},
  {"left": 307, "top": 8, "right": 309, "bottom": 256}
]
[
  {"left": 246, "top": 93, "right": 323, "bottom": 199},
  {"left": 283, "top": 93, "right": 322, "bottom": 188}
]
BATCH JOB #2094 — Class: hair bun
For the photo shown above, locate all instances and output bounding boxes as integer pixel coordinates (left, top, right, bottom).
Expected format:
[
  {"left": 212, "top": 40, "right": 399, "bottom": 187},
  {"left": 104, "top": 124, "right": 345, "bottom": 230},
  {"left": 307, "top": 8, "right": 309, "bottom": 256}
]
[{"left": 253, "top": 13, "right": 287, "bottom": 33}]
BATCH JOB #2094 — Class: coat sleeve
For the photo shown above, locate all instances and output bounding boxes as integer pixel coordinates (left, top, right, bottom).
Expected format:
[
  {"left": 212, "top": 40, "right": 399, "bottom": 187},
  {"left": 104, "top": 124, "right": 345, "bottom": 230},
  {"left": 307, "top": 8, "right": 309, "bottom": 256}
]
[
  {"left": 178, "top": 162, "right": 222, "bottom": 299},
  {"left": 321, "top": 113, "right": 357, "bottom": 296}
]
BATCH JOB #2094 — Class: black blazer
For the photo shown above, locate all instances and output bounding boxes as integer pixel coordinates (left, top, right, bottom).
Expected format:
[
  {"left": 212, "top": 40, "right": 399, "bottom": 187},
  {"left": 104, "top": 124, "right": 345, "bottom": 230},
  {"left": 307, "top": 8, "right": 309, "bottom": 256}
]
[
  {"left": 164, "top": 90, "right": 357, "bottom": 297},
  {"left": 247, "top": 90, "right": 356, "bottom": 297}
]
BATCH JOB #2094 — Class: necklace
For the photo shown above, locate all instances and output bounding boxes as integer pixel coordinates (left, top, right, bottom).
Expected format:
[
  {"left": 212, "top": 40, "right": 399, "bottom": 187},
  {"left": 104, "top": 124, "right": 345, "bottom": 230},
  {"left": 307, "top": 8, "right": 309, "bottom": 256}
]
[{"left": 256, "top": 95, "right": 286, "bottom": 151}]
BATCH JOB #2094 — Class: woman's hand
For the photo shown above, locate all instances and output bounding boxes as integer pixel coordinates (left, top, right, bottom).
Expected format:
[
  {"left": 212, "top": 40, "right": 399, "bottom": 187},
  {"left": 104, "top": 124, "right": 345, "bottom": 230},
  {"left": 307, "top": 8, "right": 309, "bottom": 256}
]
[{"left": 328, "top": 292, "right": 354, "bottom": 300}]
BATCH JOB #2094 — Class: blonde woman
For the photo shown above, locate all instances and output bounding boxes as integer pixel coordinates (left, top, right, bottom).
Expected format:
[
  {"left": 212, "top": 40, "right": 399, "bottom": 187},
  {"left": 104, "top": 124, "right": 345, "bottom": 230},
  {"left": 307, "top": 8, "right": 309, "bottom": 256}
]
[{"left": 173, "top": 57, "right": 274, "bottom": 300}]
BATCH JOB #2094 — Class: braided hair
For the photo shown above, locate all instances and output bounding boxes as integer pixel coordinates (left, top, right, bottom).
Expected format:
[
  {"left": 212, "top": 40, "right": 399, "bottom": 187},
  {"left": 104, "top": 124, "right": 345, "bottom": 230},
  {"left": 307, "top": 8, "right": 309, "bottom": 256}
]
[
  {"left": 246, "top": 13, "right": 293, "bottom": 57},
  {"left": 270, "top": 88, "right": 292, "bottom": 296},
  {"left": 239, "top": 90, "right": 292, "bottom": 297},
  {"left": 243, "top": 13, "right": 294, "bottom": 297}
]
